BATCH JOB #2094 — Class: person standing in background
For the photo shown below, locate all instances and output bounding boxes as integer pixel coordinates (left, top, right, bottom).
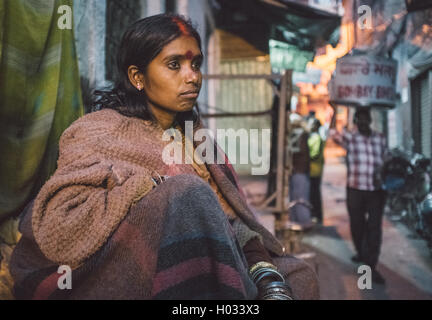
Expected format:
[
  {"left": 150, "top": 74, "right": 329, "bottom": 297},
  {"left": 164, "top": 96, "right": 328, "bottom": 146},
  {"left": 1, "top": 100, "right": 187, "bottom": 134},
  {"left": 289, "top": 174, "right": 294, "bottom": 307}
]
[
  {"left": 288, "top": 113, "right": 312, "bottom": 227},
  {"left": 308, "top": 119, "right": 325, "bottom": 225}
]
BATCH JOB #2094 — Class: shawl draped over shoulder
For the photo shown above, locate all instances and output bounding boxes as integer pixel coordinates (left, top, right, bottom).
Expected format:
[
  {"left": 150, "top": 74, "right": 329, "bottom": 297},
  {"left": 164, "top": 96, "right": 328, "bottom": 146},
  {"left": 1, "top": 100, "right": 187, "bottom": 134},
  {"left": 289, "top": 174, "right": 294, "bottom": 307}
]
[{"left": 31, "top": 109, "right": 284, "bottom": 269}]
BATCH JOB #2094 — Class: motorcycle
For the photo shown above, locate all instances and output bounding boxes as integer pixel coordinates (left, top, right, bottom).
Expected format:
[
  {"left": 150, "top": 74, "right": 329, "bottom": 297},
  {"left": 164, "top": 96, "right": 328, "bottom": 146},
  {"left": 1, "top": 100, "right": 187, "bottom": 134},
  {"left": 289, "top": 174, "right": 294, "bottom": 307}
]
[
  {"left": 381, "top": 147, "right": 432, "bottom": 253},
  {"left": 420, "top": 193, "right": 432, "bottom": 255}
]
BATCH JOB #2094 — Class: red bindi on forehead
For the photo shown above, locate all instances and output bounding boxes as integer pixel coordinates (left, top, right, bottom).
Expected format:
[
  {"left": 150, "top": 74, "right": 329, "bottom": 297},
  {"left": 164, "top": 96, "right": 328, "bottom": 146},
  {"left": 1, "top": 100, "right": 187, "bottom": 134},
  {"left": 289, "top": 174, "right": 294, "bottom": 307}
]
[{"left": 185, "top": 50, "right": 194, "bottom": 60}]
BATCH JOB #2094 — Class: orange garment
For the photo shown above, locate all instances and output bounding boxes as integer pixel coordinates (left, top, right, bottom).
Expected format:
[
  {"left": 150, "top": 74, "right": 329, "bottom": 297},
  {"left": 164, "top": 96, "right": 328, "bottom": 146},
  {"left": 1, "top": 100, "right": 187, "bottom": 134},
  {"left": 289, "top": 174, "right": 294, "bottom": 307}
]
[{"left": 180, "top": 127, "right": 237, "bottom": 219}]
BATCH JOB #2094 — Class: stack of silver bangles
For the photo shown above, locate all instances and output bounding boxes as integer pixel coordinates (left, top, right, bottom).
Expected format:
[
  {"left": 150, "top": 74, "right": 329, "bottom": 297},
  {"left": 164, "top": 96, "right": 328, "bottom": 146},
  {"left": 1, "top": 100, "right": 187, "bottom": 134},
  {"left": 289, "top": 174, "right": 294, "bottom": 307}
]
[
  {"left": 261, "top": 281, "right": 294, "bottom": 300},
  {"left": 249, "top": 262, "right": 294, "bottom": 300}
]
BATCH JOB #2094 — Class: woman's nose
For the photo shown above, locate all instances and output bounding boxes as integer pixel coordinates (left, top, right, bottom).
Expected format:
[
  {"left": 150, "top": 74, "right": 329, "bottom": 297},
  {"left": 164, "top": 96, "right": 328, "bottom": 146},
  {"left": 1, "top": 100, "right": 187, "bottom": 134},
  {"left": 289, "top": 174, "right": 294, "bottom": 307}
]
[{"left": 184, "top": 67, "right": 201, "bottom": 85}]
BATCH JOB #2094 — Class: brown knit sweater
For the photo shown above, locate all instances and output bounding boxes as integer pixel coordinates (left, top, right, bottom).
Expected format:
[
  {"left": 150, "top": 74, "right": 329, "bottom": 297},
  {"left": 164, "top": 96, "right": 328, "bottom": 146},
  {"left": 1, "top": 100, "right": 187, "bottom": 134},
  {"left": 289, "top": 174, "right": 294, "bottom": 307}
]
[{"left": 32, "top": 109, "right": 200, "bottom": 269}]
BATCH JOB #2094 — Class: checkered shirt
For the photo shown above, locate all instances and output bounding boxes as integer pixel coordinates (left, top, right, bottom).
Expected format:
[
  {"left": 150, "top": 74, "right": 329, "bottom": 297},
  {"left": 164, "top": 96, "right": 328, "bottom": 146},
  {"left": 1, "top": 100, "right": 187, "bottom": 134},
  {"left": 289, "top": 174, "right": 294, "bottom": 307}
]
[{"left": 332, "top": 129, "right": 388, "bottom": 191}]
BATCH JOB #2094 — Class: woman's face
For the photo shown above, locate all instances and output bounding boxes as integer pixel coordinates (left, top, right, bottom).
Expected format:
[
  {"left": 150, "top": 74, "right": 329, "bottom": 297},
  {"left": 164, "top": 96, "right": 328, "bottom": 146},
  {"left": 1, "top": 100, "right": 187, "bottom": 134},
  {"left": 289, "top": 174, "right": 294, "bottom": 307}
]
[{"left": 137, "top": 35, "right": 203, "bottom": 116}]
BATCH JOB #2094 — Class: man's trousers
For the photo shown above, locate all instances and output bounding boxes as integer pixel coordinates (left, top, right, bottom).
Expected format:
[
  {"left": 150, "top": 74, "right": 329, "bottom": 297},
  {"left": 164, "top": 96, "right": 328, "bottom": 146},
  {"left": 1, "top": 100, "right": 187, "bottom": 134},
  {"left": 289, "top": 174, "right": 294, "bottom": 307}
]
[{"left": 346, "top": 188, "right": 386, "bottom": 269}]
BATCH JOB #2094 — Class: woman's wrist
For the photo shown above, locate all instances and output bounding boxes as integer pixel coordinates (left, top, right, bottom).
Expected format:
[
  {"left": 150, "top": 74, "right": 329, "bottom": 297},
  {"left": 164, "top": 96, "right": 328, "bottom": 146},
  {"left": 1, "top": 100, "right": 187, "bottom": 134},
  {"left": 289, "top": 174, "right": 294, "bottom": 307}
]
[
  {"left": 249, "top": 261, "right": 294, "bottom": 300},
  {"left": 242, "top": 236, "right": 273, "bottom": 268},
  {"left": 249, "top": 261, "right": 277, "bottom": 275},
  {"left": 259, "top": 281, "right": 294, "bottom": 300}
]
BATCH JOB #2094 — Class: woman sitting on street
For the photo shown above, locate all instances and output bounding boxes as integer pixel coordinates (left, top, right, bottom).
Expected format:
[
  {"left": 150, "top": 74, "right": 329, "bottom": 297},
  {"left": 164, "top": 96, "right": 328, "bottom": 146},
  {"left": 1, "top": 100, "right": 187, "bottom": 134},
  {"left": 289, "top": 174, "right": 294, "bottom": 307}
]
[{"left": 10, "top": 14, "right": 319, "bottom": 300}]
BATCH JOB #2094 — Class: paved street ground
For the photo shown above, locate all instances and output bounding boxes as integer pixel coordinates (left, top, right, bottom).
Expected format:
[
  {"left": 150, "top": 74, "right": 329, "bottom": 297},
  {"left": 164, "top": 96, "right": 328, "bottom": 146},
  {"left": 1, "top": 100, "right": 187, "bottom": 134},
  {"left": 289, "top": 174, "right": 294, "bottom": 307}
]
[{"left": 239, "top": 147, "right": 432, "bottom": 300}]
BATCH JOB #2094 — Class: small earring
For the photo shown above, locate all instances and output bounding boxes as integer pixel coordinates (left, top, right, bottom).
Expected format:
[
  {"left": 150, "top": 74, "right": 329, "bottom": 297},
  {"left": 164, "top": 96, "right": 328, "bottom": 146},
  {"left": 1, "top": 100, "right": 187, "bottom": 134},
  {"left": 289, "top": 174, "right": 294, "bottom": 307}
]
[{"left": 137, "top": 83, "right": 142, "bottom": 91}]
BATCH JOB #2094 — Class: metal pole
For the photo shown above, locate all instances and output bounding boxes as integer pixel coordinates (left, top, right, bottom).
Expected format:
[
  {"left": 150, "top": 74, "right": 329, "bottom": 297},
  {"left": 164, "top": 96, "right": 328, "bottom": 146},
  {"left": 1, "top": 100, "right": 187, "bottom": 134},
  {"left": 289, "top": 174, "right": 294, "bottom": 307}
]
[
  {"left": 275, "top": 70, "right": 290, "bottom": 212},
  {"left": 203, "top": 74, "right": 280, "bottom": 80},
  {"left": 284, "top": 70, "right": 293, "bottom": 209}
]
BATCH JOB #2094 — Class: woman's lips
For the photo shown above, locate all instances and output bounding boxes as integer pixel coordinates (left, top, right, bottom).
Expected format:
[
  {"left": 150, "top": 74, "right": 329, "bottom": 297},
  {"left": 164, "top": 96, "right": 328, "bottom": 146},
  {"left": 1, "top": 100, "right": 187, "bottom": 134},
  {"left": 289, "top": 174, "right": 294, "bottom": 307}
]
[{"left": 180, "top": 91, "right": 199, "bottom": 99}]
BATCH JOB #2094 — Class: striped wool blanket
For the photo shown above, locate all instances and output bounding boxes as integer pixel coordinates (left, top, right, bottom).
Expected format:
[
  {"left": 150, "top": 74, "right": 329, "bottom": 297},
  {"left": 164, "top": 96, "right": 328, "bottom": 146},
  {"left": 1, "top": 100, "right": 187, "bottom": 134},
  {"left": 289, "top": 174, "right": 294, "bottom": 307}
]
[
  {"left": 10, "top": 175, "right": 259, "bottom": 299},
  {"left": 10, "top": 173, "right": 320, "bottom": 300}
]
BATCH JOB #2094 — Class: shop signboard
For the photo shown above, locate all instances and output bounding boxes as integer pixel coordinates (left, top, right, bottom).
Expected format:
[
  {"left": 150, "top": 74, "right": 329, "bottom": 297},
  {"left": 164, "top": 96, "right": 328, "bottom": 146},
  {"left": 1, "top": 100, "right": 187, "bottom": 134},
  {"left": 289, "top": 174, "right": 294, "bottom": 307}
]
[
  {"left": 329, "top": 54, "right": 397, "bottom": 108},
  {"left": 269, "top": 39, "right": 315, "bottom": 73},
  {"left": 293, "top": 67, "right": 322, "bottom": 85}
]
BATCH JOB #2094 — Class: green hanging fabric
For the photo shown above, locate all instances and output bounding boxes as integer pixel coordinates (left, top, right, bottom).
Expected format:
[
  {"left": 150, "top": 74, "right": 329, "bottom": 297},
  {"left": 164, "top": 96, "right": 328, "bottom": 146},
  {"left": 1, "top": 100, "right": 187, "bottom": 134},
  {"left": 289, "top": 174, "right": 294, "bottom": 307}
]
[{"left": 0, "top": 0, "right": 84, "bottom": 221}]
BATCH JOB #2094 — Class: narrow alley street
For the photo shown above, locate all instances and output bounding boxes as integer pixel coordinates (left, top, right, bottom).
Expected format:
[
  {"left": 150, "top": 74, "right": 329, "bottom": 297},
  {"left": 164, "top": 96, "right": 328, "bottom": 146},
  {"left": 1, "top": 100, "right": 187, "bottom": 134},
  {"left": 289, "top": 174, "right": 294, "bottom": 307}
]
[
  {"left": 241, "top": 146, "right": 432, "bottom": 300},
  {"left": 1, "top": 0, "right": 432, "bottom": 303}
]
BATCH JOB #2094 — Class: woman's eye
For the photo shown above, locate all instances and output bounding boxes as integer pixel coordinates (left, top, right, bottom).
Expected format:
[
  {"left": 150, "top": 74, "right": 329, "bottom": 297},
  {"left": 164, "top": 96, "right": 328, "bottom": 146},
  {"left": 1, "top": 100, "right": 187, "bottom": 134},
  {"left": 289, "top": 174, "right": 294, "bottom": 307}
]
[
  {"left": 168, "top": 61, "right": 180, "bottom": 70},
  {"left": 192, "top": 59, "right": 202, "bottom": 70}
]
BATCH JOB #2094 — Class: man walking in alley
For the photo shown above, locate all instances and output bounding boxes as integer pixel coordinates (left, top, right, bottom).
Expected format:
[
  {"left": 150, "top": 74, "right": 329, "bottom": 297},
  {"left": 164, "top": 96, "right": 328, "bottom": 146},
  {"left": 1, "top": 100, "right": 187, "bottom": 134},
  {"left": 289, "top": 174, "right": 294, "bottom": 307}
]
[{"left": 330, "top": 107, "right": 388, "bottom": 284}]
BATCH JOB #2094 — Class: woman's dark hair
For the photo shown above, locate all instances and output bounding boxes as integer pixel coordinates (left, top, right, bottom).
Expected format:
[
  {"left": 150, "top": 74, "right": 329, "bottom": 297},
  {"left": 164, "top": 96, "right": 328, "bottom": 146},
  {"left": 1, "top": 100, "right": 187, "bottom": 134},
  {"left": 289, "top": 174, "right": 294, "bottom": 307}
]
[{"left": 92, "top": 14, "right": 202, "bottom": 127}]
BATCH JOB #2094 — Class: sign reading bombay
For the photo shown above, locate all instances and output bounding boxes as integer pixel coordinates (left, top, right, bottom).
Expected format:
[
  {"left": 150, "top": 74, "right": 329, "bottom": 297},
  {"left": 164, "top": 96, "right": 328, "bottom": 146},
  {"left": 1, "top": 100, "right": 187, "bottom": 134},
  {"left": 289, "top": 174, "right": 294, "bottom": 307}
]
[{"left": 329, "top": 54, "right": 397, "bottom": 108}]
